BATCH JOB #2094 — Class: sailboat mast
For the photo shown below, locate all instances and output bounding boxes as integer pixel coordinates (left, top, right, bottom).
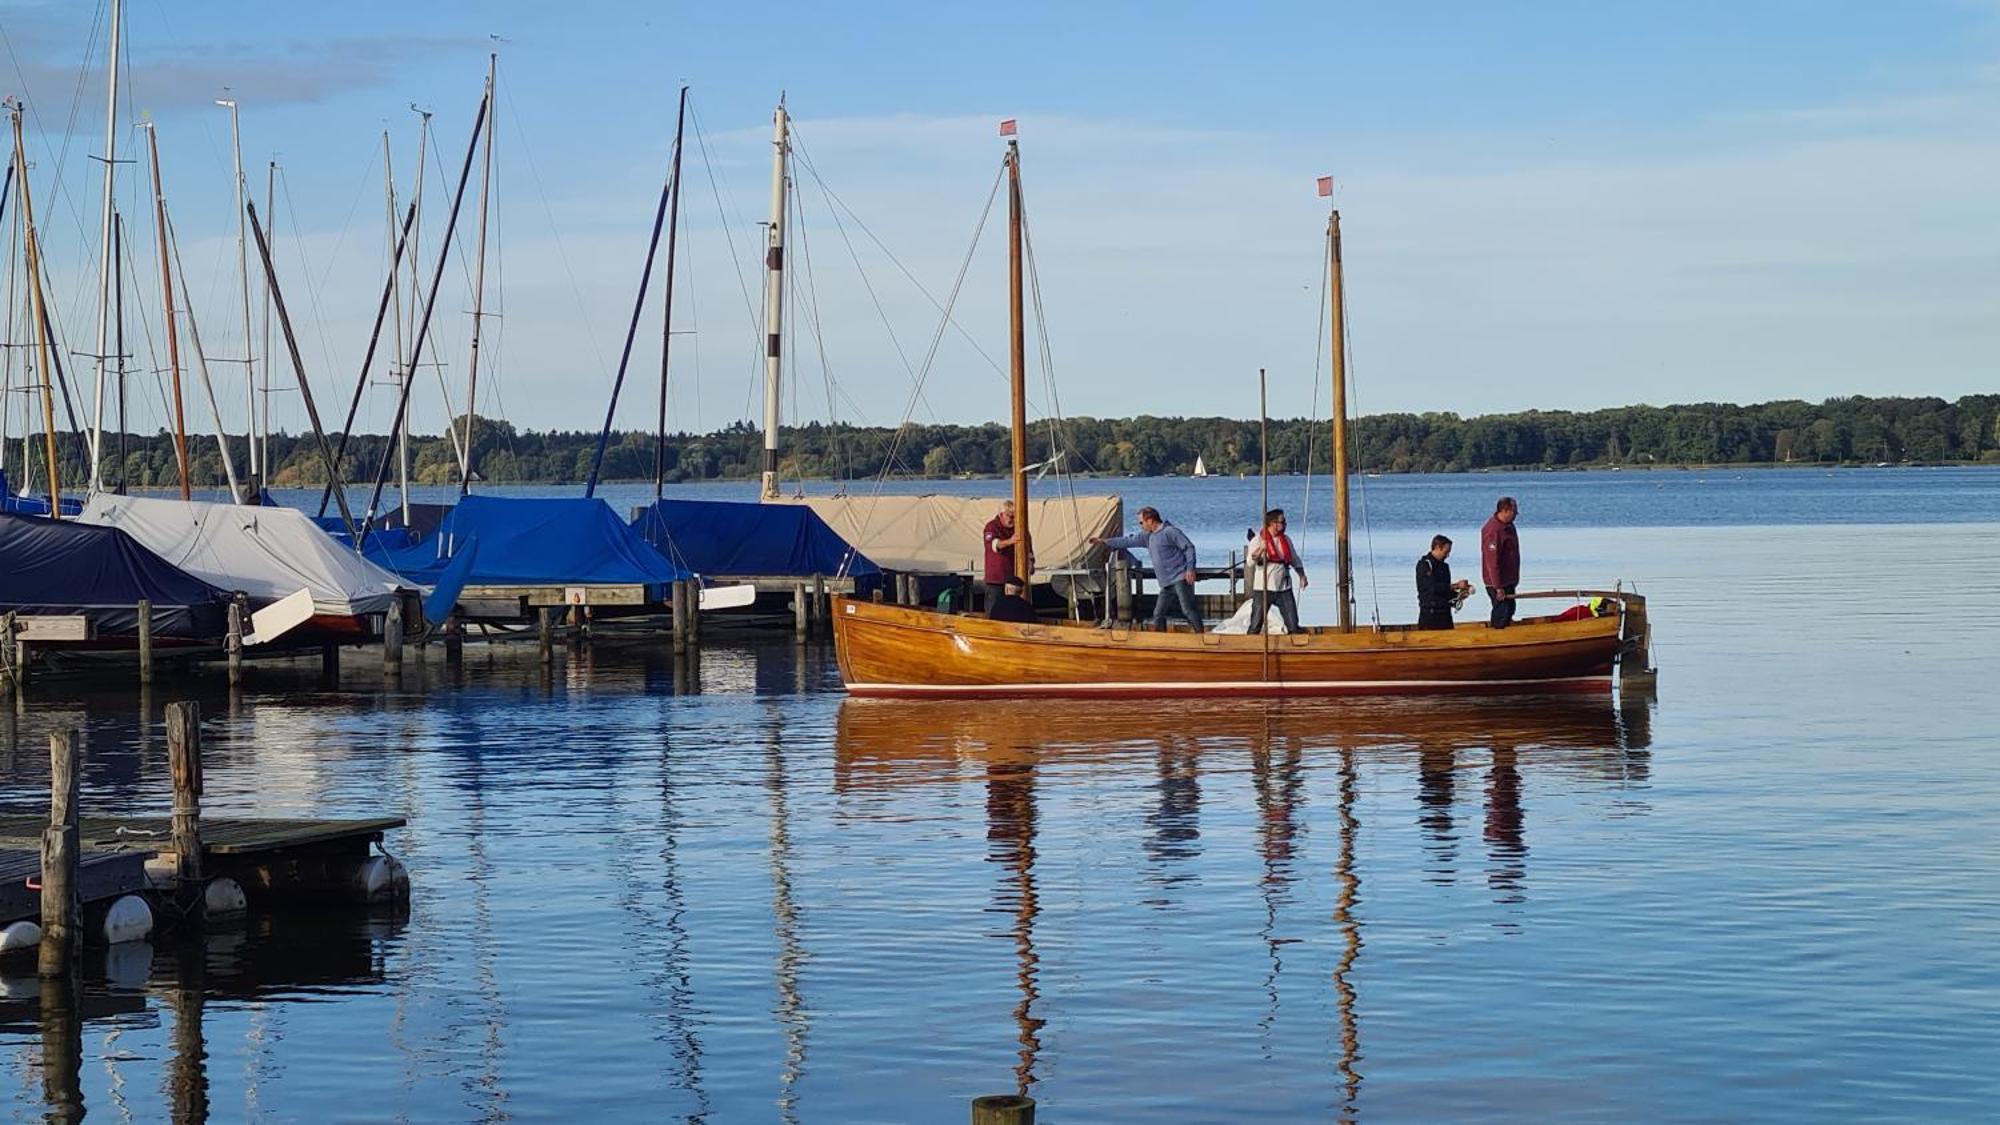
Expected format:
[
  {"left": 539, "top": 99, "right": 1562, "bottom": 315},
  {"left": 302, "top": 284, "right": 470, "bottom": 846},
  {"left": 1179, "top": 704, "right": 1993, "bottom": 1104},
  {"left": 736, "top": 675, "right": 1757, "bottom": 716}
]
[
  {"left": 405, "top": 109, "right": 430, "bottom": 515},
  {"left": 88, "top": 0, "right": 122, "bottom": 493},
  {"left": 218, "top": 95, "right": 256, "bottom": 490},
  {"left": 460, "top": 52, "right": 496, "bottom": 497},
  {"left": 759, "top": 98, "right": 788, "bottom": 502},
  {"left": 1006, "top": 139, "right": 1030, "bottom": 583},
  {"left": 1328, "top": 208, "right": 1354, "bottom": 631},
  {"left": 654, "top": 85, "right": 687, "bottom": 501},
  {"left": 382, "top": 130, "right": 410, "bottom": 524},
  {"left": 12, "top": 104, "right": 62, "bottom": 517},
  {"left": 114, "top": 212, "right": 126, "bottom": 491},
  {"left": 141, "top": 122, "right": 190, "bottom": 498},
  {"left": 261, "top": 158, "right": 275, "bottom": 479}
]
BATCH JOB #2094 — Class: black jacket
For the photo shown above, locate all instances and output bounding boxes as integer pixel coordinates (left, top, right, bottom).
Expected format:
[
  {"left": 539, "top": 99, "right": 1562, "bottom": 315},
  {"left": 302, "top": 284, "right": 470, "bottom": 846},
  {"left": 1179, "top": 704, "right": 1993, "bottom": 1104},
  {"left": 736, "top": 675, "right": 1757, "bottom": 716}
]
[
  {"left": 989, "top": 594, "right": 1039, "bottom": 623},
  {"left": 1416, "top": 554, "right": 1456, "bottom": 612}
]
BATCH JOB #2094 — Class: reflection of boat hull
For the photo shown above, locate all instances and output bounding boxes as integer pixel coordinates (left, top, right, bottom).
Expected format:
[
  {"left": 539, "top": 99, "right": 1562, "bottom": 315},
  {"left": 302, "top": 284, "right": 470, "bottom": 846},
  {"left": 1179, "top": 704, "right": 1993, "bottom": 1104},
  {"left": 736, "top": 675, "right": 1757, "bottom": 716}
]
[{"left": 831, "top": 597, "right": 1628, "bottom": 698}]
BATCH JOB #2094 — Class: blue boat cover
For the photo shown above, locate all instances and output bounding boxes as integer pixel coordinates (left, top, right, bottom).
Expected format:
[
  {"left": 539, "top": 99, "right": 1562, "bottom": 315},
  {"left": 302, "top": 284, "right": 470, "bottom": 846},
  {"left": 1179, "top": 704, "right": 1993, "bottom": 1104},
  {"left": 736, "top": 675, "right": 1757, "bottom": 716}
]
[
  {"left": 0, "top": 468, "right": 82, "bottom": 517},
  {"left": 362, "top": 495, "right": 690, "bottom": 591},
  {"left": 0, "top": 512, "right": 231, "bottom": 639},
  {"left": 633, "top": 499, "right": 880, "bottom": 578}
]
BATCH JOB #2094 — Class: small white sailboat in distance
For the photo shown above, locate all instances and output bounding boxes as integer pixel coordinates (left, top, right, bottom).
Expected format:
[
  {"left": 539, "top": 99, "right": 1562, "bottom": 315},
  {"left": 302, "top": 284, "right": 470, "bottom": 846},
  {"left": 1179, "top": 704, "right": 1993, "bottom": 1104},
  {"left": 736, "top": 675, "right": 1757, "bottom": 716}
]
[{"left": 1192, "top": 455, "right": 1210, "bottom": 478}]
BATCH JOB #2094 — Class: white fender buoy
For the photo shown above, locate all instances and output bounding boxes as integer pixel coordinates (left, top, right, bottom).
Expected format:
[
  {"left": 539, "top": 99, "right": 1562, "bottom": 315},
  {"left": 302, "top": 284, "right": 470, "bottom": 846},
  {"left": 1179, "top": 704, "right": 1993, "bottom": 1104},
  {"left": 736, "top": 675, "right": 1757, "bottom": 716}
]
[
  {"left": 0, "top": 920, "right": 42, "bottom": 954},
  {"left": 204, "top": 877, "right": 249, "bottom": 917},
  {"left": 103, "top": 941, "right": 153, "bottom": 987},
  {"left": 352, "top": 855, "right": 410, "bottom": 903},
  {"left": 100, "top": 895, "right": 155, "bottom": 945}
]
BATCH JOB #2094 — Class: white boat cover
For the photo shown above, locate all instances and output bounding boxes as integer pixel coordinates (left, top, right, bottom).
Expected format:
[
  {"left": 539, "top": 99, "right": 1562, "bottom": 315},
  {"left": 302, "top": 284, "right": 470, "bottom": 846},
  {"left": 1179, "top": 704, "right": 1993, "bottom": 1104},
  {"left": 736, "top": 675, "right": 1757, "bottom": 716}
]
[
  {"left": 78, "top": 494, "right": 405, "bottom": 617},
  {"left": 789, "top": 493, "right": 1123, "bottom": 581}
]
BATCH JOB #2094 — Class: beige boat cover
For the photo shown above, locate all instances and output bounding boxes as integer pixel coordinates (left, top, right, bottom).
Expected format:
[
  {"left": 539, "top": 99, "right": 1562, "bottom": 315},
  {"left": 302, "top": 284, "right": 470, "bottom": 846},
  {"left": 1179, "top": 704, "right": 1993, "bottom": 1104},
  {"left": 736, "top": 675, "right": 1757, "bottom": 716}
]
[
  {"left": 78, "top": 494, "right": 405, "bottom": 617},
  {"left": 790, "top": 493, "right": 1123, "bottom": 582}
]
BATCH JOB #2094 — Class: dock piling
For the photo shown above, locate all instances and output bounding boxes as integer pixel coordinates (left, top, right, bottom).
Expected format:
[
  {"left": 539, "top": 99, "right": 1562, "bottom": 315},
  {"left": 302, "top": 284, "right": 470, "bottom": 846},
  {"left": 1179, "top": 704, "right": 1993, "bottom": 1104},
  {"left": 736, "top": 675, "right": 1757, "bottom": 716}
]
[
  {"left": 39, "top": 729, "right": 80, "bottom": 979},
  {"left": 670, "top": 581, "right": 688, "bottom": 655},
  {"left": 225, "top": 601, "right": 244, "bottom": 685},
  {"left": 813, "top": 574, "right": 827, "bottom": 636},
  {"left": 320, "top": 643, "right": 340, "bottom": 683},
  {"left": 444, "top": 612, "right": 464, "bottom": 665},
  {"left": 2, "top": 611, "right": 20, "bottom": 692},
  {"left": 538, "top": 607, "right": 556, "bottom": 665},
  {"left": 383, "top": 598, "right": 404, "bottom": 676},
  {"left": 793, "top": 582, "right": 809, "bottom": 641},
  {"left": 165, "top": 701, "right": 205, "bottom": 919},
  {"left": 137, "top": 600, "right": 154, "bottom": 683},
  {"left": 971, "top": 1094, "right": 1035, "bottom": 1125}
]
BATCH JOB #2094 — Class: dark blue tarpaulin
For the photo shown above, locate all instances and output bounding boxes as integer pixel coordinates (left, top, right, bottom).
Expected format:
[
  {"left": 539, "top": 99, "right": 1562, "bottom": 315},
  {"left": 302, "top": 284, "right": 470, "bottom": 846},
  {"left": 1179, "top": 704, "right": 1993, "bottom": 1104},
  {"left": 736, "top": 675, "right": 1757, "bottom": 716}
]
[
  {"left": 361, "top": 495, "right": 690, "bottom": 592},
  {"left": 0, "top": 512, "right": 231, "bottom": 639},
  {"left": 633, "top": 499, "right": 879, "bottom": 579}
]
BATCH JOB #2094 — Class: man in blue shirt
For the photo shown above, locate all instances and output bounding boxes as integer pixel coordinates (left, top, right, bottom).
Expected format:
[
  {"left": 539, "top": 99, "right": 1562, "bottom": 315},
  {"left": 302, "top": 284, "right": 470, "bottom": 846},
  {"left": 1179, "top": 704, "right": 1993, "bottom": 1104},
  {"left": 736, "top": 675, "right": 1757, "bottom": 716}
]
[{"left": 1094, "top": 506, "right": 1203, "bottom": 632}]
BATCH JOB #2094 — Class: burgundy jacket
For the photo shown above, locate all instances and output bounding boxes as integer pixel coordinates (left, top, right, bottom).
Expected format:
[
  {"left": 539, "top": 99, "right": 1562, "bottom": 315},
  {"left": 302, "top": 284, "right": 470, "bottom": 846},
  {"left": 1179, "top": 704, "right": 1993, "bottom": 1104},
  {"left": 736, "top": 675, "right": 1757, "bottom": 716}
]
[
  {"left": 983, "top": 516, "right": 1017, "bottom": 584},
  {"left": 1480, "top": 515, "right": 1519, "bottom": 588}
]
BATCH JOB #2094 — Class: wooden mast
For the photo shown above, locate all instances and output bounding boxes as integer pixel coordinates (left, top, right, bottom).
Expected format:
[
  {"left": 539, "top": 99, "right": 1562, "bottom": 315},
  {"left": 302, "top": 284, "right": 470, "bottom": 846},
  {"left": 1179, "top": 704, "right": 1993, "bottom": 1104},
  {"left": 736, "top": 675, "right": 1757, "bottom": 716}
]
[
  {"left": 1328, "top": 207, "right": 1354, "bottom": 631},
  {"left": 141, "top": 122, "right": 190, "bottom": 498},
  {"left": 460, "top": 52, "right": 496, "bottom": 497},
  {"left": 11, "top": 103, "right": 62, "bottom": 517},
  {"left": 1006, "top": 137, "right": 1030, "bottom": 583},
  {"left": 654, "top": 85, "right": 688, "bottom": 501}
]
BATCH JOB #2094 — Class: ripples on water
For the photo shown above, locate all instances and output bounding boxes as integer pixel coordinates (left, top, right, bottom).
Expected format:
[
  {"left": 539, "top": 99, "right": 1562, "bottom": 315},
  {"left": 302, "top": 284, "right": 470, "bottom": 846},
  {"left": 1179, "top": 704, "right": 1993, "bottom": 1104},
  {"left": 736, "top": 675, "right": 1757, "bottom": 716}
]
[{"left": 2, "top": 518, "right": 1999, "bottom": 1121}]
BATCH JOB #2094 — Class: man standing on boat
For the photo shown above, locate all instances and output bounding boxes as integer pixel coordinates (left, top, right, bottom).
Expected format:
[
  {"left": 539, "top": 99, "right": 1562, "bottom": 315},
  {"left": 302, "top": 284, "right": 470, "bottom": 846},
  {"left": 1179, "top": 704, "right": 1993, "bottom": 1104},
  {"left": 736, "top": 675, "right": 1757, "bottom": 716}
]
[
  {"left": 1094, "top": 506, "right": 1202, "bottom": 632},
  {"left": 1247, "top": 508, "right": 1308, "bottom": 634},
  {"left": 982, "top": 501, "right": 1028, "bottom": 611},
  {"left": 1416, "top": 534, "right": 1472, "bottom": 630},
  {"left": 1481, "top": 497, "right": 1521, "bottom": 628}
]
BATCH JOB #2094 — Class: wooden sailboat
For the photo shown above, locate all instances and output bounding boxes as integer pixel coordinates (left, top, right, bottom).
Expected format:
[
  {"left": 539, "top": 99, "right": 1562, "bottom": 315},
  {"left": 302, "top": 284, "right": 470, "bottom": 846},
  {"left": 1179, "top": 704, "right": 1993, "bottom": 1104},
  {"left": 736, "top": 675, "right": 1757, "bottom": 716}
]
[{"left": 830, "top": 143, "right": 1654, "bottom": 698}]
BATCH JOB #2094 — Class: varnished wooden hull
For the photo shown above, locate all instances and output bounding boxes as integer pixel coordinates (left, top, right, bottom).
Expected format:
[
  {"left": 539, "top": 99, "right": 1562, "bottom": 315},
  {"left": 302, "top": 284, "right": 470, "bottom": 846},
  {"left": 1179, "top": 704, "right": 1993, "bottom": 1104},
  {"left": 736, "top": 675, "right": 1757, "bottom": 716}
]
[{"left": 831, "top": 596, "right": 1633, "bottom": 698}]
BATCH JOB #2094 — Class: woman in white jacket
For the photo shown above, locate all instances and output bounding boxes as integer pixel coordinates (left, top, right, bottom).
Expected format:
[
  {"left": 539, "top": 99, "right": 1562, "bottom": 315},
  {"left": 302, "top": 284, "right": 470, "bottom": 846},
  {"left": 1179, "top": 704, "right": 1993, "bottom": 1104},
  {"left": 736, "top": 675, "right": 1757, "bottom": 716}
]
[{"left": 1246, "top": 508, "right": 1308, "bottom": 634}]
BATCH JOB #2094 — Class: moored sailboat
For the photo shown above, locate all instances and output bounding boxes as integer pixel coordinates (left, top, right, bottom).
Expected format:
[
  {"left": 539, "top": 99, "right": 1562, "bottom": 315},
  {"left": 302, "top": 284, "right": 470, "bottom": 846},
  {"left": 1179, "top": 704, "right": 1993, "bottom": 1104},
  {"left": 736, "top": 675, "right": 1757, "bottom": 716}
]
[{"left": 829, "top": 135, "right": 1654, "bottom": 698}]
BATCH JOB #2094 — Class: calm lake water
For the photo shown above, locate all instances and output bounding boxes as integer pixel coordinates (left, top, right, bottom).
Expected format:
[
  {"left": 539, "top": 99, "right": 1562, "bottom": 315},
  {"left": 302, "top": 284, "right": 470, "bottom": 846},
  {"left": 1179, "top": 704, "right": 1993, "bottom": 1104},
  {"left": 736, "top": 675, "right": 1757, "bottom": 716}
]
[{"left": 4, "top": 470, "right": 1998, "bottom": 1121}]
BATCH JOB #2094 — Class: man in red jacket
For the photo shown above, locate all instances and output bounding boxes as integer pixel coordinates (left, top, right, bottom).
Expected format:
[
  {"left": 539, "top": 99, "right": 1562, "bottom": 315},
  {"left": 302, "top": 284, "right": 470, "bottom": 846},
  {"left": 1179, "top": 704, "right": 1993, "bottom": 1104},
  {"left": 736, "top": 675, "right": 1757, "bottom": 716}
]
[{"left": 1481, "top": 496, "right": 1520, "bottom": 628}]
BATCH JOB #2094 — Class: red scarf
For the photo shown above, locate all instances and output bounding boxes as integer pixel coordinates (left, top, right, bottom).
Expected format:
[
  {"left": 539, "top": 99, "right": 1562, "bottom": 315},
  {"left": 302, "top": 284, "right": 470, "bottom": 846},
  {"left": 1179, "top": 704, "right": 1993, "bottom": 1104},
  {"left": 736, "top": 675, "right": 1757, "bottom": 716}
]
[{"left": 1259, "top": 528, "right": 1296, "bottom": 567}]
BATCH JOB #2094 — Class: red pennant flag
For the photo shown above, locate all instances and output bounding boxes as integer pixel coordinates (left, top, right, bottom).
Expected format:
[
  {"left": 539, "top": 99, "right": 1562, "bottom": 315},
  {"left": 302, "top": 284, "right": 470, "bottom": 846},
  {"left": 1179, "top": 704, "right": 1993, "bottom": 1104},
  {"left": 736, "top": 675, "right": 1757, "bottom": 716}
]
[
  {"left": 999, "top": 119, "right": 1018, "bottom": 136},
  {"left": 1316, "top": 175, "right": 1334, "bottom": 198}
]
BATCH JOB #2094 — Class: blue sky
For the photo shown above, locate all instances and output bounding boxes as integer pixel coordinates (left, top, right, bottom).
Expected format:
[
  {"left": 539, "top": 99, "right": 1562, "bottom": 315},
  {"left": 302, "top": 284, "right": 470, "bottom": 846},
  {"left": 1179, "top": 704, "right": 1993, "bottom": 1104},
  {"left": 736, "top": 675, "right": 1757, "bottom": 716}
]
[{"left": 3, "top": 0, "right": 1996, "bottom": 442}]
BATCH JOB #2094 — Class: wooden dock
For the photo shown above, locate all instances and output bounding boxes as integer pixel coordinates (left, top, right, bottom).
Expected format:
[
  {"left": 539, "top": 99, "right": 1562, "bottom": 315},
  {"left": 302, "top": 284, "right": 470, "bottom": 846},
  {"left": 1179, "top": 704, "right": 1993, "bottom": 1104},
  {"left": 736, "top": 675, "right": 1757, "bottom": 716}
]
[
  {"left": 0, "top": 846, "right": 150, "bottom": 926},
  {"left": 0, "top": 814, "right": 404, "bottom": 905}
]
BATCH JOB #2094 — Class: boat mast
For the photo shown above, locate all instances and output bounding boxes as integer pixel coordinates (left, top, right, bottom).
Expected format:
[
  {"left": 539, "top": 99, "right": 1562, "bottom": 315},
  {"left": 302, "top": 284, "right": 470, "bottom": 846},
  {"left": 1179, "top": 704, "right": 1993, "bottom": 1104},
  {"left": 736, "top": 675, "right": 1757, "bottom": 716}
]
[
  {"left": 654, "top": 85, "right": 687, "bottom": 501},
  {"left": 261, "top": 158, "right": 275, "bottom": 479},
  {"left": 382, "top": 130, "right": 410, "bottom": 524},
  {"left": 217, "top": 94, "right": 257, "bottom": 493},
  {"left": 1006, "top": 136, "right": 1030, "bottom": 583},
  {"left": 759, "top": 98, "right": 788, "bottom": 502},
  {"left": 11, "top": 104, "right": 60, "bottom": 516},
  {"left": 141, "top": 121, "right": 190, "bottom": 498},
  {"left": 87, "top": 0, "right": 122, "bottom": 493},
  {"left": 460, "top": 52, "right": 496, "bottom": 497},
  {"left": 165, "top": 205, "right": 246, "bottom": 503},
  {"left": 2, "top": 160, "right": 16, "bottom": 488},
  {"left": 1328, "top": 205, "right": 1354, "bottom": 631},
  {"left": 114, "top": 212, "right": 126, "bottom": 491}
]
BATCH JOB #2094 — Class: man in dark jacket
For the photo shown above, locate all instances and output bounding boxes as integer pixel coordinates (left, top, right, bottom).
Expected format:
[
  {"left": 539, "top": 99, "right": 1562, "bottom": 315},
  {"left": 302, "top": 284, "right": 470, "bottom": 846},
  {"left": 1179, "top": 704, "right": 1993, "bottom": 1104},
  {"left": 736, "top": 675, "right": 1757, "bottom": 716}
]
[
  {"left": 1416, "top": 534, "right": 1471, "bottom": 629},
  {"left": 1480, "top": 496, "right": 1521, "bottom": 628}
]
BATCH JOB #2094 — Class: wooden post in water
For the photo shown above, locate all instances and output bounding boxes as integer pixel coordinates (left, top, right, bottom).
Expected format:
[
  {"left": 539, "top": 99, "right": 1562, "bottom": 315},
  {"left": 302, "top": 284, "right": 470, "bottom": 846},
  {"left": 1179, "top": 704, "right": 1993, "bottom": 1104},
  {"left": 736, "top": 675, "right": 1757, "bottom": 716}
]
[
  {"left": 2, "top": 611, "right": 19, "bottom": 692},
  {"left": 971, "top": 1093, "right": 1035, "bottom": 1125},
  {"left": 444, "top": 612, "right": 463, "bottom": 665},
  {"left": 165, "top": 701, "right": 204, "bottom": 918},
  {"left": 813, "top": 574, "right": 827, "bottom": 636},
  {"left": 39, "top": 729, "right": 80, "bottom": 978},
  {"left": 225, "top": 600, "right": 244, "bottom": 685},
  {"left": 793, "top": 582, "right": 809, "bottom": 641},
  {"left": 670, "top": 581, "right": 688, "bottom": 655},
  {"left": 383, "top": 598, "right": 404, "bottom": 676},
  {"left": 320, "top": 643, "right": 340, "bottom": 682},
  {"left": 538, "top": 607, "right": 556, "bottom": 665},
  {"left": 137, "top": 599, "right": 153, "bottom": 683},
  {"left": 38, "top": 972, "right": 83, "bottom": 1122}
]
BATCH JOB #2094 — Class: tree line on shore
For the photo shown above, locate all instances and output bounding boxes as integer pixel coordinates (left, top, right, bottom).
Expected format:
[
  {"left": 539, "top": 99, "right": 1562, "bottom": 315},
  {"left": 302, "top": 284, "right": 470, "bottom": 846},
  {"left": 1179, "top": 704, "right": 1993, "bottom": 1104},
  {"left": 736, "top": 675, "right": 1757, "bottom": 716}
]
[{"left": 9, "top": 394, "right": 1997, "bottom": 492}]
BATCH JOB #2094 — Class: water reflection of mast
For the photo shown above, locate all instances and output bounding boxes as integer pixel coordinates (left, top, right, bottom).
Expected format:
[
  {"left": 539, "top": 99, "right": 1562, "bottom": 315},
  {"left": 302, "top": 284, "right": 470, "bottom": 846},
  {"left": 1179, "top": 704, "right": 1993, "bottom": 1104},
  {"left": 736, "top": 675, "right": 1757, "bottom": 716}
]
[
  {"left": 658, "top": 730, "right": 707, "bottom": 1116},
  {"left": 764, "top": 704, "right": 808, "bottom": 1123},
  {"left": 984, "top": 757, "right": 1042, "bottom": 1096},
  {"left": 1251, "top": 715, "right": 1306, "bottom": 1048},
  {"left": 1332, "top": 740, "right": 1362, "bottom": 1116}
]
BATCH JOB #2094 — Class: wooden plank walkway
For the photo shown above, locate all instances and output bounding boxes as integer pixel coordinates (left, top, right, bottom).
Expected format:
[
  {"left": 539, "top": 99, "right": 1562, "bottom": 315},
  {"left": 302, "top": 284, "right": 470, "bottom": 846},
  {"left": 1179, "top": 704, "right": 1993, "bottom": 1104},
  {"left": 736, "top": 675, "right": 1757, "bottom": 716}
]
[
  {"left": 0, "top": 815, "right": 403, "bottom": 858},
  {"left": 0, "top": 846, "right": 151, "bottom": 924}
]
